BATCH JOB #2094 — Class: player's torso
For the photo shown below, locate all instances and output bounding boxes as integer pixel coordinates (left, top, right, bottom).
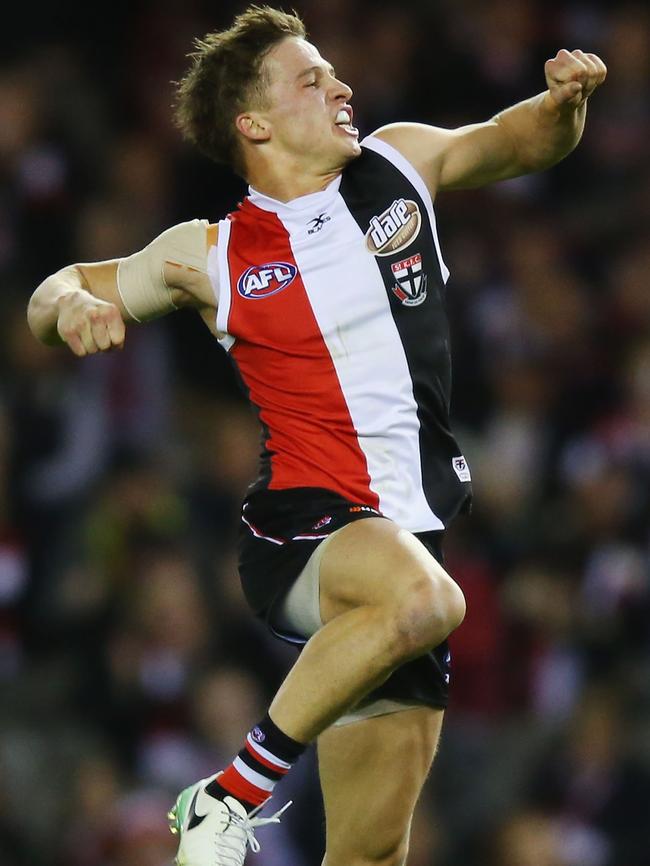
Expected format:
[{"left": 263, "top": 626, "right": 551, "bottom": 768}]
[{"left": 209, "top": 138, "right": 471, "bottom": 532}]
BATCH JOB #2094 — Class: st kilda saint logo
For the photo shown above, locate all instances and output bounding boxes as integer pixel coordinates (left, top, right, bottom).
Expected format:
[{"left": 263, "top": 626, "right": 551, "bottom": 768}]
[
  {"left": 237, "top": 262, "right": 297, "bottom": 299},
  {"left": 391, "top": 253, "right": 427, "bottom": 306},
  {"left": 365, "top": 198, "right": 421, "bottom": 256}
]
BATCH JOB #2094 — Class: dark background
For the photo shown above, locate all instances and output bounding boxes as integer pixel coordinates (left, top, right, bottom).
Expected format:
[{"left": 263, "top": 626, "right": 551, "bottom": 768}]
[{"left": 1, "top": 2, "right": 649, "bottom": 864}]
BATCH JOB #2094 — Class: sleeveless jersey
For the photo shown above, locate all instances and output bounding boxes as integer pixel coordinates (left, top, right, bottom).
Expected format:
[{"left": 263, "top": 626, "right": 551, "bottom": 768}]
[{"left": 208, "top": 137, "right": 472, "bottom": 533}]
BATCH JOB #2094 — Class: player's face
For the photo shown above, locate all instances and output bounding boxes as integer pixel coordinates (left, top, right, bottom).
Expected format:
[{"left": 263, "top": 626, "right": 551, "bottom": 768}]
[{"left": 258, "top": 37, "right": 360, "bottom": 168}]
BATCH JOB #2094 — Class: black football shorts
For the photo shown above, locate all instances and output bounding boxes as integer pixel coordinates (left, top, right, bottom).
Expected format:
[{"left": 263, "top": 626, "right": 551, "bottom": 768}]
[{"left": 238, "top": 486, "right": 452, "bottom": 711}]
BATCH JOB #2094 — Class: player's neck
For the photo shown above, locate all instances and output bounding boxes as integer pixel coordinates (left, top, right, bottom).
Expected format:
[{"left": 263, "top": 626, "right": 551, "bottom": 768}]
[
  {"left": 246, "top": 170, "right": 341, "bottom": 203},
  {"left": 245, "top": 152, "right": 344, "bottom": 203}
]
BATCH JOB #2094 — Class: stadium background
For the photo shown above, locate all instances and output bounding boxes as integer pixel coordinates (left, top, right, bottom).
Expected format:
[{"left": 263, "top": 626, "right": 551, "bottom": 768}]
[{"left": 2, "top": 1, "right": 649, "bottom": 864}]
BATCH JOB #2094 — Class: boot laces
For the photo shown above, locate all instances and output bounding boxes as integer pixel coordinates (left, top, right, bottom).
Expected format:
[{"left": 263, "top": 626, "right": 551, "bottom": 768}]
[{"left": 214, "top": 800, "right": 292, "bottom": 864}]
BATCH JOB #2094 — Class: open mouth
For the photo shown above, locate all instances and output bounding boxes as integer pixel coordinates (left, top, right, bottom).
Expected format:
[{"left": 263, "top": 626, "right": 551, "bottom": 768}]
[{"left": 334, "top": 107, "right": 358, "bottom": 136}]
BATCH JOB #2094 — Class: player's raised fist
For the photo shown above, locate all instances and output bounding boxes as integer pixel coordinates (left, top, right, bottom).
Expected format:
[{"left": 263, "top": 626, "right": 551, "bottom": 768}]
[
  {"left": 545, "top": 49, "right": 607, "bottom": 109},
  {"left": 57, "top": 292, "right": 126, "bottom": 357}
]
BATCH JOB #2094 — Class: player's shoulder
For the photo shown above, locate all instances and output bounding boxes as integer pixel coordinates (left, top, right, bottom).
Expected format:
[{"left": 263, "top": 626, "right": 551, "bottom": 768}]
[
  {"left": 369, "top": 122, "right": 451, "bottom": 152},
  {"left": 365, "top": 123, "right": 454, "bottom": 193},
  {"left": 157, "top": 218, "right": 218, "bottom": 251}
]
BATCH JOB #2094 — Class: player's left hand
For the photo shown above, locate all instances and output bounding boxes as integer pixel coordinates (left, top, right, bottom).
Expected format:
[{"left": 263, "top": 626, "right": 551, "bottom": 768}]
[{"left": 545, "top": 49, "right": 607, "bottom": 109}]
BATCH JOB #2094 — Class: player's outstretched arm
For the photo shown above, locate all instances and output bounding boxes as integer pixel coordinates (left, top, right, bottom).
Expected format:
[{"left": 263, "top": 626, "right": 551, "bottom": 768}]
[
  {"left": 372, "top": 49, "right": 607, "bottom": 193},
  {"left": 27, "top": 220, "right": 217, "bottom": 357}
]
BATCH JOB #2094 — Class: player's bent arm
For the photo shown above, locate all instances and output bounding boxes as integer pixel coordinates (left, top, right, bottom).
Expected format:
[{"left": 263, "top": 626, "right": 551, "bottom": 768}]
[
  {"left": 27, "top": 219, "right": 218, "bottom": 357},
  {"left": 372, "top": 49, "right": 607, "bottom": 193}
]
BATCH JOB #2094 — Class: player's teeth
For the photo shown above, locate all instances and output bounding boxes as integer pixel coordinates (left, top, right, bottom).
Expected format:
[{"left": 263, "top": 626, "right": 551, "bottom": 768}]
[{"left": 336, "top": 109, "right": 350, "bottom": 124}]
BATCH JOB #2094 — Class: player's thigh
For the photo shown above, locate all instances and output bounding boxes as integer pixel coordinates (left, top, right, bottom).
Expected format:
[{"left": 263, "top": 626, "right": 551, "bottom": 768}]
[
  {"left": 318, "top": 517, "right": 462, "bottom": 624},
  {"left": 318, "top": 707, "right": 443, "bottom": 866}
]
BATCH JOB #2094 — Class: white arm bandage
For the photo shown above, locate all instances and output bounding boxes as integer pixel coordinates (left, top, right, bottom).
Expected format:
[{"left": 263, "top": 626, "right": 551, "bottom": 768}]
[{"left": 117, "top": 218, "right": 211, "bottom": 322}]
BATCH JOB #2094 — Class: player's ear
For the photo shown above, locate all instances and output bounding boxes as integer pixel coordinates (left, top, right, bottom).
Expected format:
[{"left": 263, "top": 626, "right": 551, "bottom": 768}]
[{"left": 236, "top": 112, "right": 271, "bottom": 143}]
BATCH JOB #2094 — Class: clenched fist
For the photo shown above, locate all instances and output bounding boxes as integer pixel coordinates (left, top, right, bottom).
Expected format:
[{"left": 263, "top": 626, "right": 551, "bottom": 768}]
[
  {"left": 57, "top": 291, "right": 126, "bottom": 357},
  {"left": 545, "top": 49, "right": 607, "bottom": 109}
]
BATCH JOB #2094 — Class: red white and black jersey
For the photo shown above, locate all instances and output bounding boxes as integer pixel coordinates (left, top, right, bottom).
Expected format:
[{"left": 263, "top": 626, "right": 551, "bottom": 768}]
[{"left": 208, "top": 137, "right": 472, "bottom": 533}]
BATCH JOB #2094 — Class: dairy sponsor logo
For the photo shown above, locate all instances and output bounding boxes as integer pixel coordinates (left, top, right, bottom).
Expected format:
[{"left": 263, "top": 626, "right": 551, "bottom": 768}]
[
  {"left": 365, "top": 198, "right": 421, "bottom": 256},
  {"left": 237, "top": 262, "right": 297, "bottom": 299},
  {"left": 391, "top": 252, "right": 427, "bottom": 306}
]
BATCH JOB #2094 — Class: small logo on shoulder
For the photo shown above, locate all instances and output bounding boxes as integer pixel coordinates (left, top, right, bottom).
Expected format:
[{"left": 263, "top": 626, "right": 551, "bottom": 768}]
[
  {"left": 452, "top": 456, "right": 471, "bottom": 482},
  {"left": 365, "top": 198, "right": 421, "bottom": 256},
  {"left": 237, "top": 262, "right": 297, "bottom": 299}
]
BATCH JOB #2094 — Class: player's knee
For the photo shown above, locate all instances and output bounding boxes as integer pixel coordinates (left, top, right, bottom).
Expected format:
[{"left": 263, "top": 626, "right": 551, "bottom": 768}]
[
  {"left": 440, "top": 574, "right": 466, "bottom": 632},
  {"left": 390, "top": 573, "right": 465, "bottom": 659}
]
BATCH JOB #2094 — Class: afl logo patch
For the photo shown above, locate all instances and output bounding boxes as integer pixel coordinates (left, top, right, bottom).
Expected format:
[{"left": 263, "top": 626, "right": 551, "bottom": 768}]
[
  {"left": 365, "top": 198, "right": 421, "bottom": 256},
  {"left": 237, "top": 262, "right": 297, "bottom": 299}
]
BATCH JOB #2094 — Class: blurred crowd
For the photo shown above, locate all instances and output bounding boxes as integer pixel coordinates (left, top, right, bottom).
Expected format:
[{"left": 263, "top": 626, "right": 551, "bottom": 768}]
[{"left": 2, "top": 1, "right": 649, "bottom": 864}]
